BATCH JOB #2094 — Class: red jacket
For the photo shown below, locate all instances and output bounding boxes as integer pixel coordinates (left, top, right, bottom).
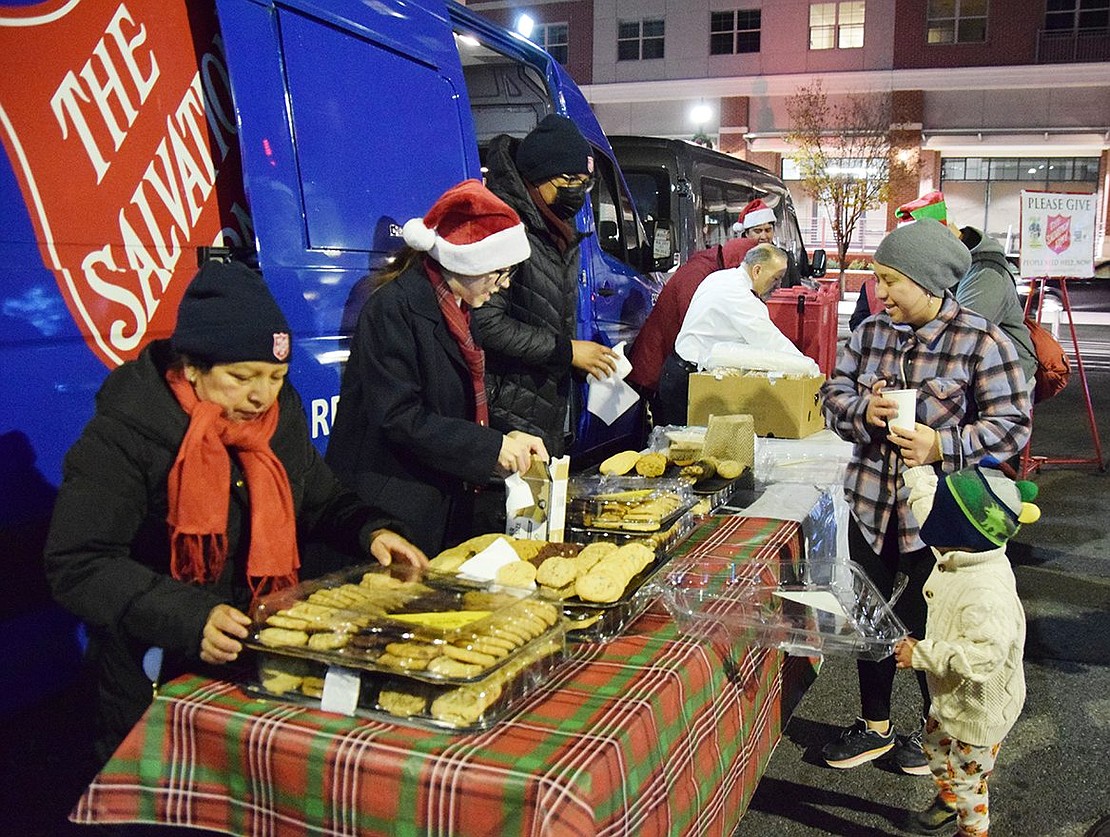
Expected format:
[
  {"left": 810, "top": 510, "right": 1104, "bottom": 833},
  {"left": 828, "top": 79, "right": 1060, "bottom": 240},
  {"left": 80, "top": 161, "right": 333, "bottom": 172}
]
[{"left": 627, "top": 238, "right": 757, "bottom": 391}]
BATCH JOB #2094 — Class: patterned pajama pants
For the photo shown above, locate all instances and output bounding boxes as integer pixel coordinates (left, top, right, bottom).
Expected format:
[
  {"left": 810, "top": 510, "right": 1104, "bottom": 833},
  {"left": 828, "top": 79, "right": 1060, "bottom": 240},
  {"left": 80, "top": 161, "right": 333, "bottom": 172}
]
[{"left": 922, "top": 715, "right": 1003, "bottom": 837}]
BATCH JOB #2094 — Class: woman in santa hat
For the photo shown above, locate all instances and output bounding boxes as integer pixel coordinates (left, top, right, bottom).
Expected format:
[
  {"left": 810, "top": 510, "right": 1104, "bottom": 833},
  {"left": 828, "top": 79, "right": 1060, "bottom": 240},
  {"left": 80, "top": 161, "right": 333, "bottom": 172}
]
[{"left": 326, "top": 180, "right": 549, "bottom": 556}]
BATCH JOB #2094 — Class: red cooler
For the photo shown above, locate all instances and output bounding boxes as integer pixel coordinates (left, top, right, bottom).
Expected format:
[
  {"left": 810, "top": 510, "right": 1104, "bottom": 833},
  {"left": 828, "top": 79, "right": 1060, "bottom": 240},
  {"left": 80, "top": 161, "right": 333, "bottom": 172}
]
[{"left": 767, "top": 281, "right": 840, "bottom": 377}]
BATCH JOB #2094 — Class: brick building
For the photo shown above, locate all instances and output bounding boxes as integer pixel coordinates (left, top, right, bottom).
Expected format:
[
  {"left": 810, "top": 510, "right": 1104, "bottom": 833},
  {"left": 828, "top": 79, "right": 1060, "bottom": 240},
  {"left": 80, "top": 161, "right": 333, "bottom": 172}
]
[{"left": 466, "top": 0, "right": 1110, "bottom": 261}]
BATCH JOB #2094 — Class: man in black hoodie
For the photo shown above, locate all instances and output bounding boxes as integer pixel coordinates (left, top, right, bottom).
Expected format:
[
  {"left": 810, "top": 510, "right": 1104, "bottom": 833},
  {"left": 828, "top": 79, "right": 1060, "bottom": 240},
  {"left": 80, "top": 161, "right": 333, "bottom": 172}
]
[{"left": 473, "top": 115, "right": 618, "bottom": 458}]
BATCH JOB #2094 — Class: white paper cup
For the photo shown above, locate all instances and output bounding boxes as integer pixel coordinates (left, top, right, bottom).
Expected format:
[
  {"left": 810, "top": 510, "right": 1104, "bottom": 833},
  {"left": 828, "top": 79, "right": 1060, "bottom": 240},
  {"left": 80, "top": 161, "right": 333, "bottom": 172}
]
[{"left": 885, "top": 388, "right": 917, "bottom": 430}]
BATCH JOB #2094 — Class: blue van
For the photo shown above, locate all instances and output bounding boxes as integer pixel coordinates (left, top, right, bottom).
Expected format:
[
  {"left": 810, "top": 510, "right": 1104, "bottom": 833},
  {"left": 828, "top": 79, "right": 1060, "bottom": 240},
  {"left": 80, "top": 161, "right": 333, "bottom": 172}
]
[{"left": 0, "top": 0, "right": 669, "bottom": 709}]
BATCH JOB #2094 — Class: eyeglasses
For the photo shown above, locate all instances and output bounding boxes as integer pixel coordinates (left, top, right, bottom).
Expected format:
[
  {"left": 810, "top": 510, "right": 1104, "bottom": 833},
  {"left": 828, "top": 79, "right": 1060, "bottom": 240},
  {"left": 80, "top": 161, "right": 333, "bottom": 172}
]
[
  {"left": 552, "top": 174, "right": 595, "bottom": 190},
  {"left": 484, "top": 267, "right": 514, "bottom": 289}
]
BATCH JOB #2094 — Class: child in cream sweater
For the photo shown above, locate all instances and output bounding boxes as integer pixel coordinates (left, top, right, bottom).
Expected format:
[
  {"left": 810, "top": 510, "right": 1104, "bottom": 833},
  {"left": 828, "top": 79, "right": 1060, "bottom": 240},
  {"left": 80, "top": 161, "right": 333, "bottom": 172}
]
[{"left": 894, "top": 462, "right": 1039, "bottom": 836}]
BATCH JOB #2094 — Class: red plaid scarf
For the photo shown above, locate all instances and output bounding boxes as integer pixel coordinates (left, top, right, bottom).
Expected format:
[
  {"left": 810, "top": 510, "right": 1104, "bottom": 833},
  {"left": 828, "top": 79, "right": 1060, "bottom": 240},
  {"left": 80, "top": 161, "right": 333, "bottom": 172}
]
[
  {"left": 425, "top": 259, "right": 489, "bottom": 426},
  {"left": 164, "top": 368, "right": 300, "bottom": 598}
]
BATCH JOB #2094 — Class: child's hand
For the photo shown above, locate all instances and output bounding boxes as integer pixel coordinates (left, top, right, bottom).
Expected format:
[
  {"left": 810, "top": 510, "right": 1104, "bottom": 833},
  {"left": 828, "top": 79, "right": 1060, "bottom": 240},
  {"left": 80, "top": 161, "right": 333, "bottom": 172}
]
[{"left": 893, "top": 637, "right": 917, "bottom": 669}]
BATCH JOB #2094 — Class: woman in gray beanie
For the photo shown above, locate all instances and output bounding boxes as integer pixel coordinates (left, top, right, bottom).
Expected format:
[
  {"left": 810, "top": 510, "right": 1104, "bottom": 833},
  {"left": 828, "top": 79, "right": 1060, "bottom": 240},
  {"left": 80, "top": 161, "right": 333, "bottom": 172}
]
[{"left": 818, "top": 218, "right": 1031, "bottom": 776}]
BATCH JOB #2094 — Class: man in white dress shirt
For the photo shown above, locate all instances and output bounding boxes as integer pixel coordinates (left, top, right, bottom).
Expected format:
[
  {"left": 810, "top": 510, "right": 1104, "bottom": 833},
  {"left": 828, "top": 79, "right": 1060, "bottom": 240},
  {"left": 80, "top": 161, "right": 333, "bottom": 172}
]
[{"left": 656, "top": 243, "right": 801, "bottom": 424}]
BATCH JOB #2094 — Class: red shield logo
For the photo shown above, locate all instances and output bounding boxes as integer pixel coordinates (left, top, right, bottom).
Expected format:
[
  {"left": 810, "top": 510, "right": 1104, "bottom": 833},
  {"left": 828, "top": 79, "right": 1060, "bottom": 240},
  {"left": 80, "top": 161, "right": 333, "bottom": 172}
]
[
  {"left": 0, "top": 1, "right": 247, "bottom": 368},
  {"left": 272, "top": 332, "right": 290, "bottom": 362},
  {"left": 1045, "top": 214, "right": 1071, "bottom": 255}
]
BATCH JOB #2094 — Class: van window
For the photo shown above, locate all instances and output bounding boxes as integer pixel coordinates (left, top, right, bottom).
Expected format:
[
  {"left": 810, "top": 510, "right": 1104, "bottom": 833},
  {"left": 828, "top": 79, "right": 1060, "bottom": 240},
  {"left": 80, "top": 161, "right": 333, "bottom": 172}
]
[
  {"left": 700, "top": 177, "right": 758, "bottom": 248},
  {"left": 592, "top": 152, "right": 640, "bottom": 263},
  {"left": 623, "top": 170, "right": 671, "bottom": 227}
]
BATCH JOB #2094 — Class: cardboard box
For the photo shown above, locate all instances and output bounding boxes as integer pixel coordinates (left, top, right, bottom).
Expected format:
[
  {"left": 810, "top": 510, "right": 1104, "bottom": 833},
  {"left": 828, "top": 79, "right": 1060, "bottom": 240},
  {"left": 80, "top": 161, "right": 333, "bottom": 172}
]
[
  {"left": 506, "top": 455, "right": 570, "bottom": 542},
  {"left": 687, "top": 370, "right": 825, "bottom": 439}
]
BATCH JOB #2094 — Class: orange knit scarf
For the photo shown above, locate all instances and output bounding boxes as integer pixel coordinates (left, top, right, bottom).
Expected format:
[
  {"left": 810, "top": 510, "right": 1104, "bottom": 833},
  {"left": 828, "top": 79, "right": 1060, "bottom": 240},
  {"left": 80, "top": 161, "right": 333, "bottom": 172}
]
[{"left": 165, "top": 369, "right": 299, "bottom": 598}]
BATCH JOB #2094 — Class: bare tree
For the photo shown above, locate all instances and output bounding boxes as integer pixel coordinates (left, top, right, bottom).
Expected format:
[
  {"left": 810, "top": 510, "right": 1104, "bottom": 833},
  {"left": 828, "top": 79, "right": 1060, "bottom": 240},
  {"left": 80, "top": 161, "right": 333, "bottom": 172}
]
[{"left": 786, "top": 82, "right": 917, "bottom": 290}]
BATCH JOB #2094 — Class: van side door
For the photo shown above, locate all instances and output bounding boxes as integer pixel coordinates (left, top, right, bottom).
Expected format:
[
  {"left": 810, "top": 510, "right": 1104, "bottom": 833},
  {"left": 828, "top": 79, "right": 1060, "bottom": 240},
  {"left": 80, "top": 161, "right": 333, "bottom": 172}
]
[{"left": 215, "top": 0, "right": 481, "bottom": 446}]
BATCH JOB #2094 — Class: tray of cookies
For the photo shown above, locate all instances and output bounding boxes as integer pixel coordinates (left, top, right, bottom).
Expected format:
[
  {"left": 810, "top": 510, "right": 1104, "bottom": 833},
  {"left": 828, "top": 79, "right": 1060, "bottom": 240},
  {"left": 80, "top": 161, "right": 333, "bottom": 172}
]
[
  {"left": 426, "top": 533, "right": 669, "bottom": 641},
  {"left": 244, "top": 563, "right": 564, "bottom": 685},
  {"left": 248, "top": 624, "right": 564, "bottom": 732},
  {"left": 566, "top": 476, "right": 694, "bottom": 533}
]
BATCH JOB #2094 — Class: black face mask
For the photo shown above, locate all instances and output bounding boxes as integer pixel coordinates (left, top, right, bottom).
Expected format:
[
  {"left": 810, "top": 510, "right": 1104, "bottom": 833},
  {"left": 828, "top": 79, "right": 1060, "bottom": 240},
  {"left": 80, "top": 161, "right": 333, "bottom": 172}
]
[{"left": 550, "top": 184, "right": 589, "bottom": 220}]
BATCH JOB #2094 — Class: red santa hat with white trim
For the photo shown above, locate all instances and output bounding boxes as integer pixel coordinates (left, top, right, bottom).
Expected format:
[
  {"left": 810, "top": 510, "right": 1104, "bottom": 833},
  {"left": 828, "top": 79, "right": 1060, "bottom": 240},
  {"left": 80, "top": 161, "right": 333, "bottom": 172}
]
[
  {"left": 739, "top": 198, "right": 776, "bottom": 231},
  {"left": 402, "top": 179, "right": 531, "bottom": 275}
]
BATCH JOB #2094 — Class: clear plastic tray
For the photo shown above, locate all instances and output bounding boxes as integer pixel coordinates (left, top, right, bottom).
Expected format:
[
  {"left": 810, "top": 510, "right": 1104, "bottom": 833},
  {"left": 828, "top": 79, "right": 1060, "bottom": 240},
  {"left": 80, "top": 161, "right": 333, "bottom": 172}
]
[
  {"left": 567, "top": 476, "right": 694, "bottom": 532},
  {"left": 248, "top": 625, "right": 565, "bottom": 732},
  {"left": 655, "top": 555, "right": 906, "bottom": 661},
  {"left": 244, "top": 563, "right": 564, "bottom": 685}
]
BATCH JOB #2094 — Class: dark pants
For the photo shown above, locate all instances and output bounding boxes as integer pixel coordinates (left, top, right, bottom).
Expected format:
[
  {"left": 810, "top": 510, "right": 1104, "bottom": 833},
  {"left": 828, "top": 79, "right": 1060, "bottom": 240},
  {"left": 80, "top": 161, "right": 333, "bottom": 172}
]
[
  {"left": 655, "top": 352, "right": 697, "bottom": 427},
  {"left": 849, "top": 514, "right": 933, "bottom": 722}
]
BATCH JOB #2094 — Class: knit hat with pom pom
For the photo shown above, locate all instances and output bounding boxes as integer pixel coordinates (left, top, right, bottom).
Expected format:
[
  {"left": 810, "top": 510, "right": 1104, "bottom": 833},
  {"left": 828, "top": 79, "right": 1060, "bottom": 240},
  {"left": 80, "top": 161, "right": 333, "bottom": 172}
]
[
  {"left": 920, "top": 458, "right": 1041, "bottom": 551},
  {"left": 402, "top": 179, "right": 530, "bottom": 276}
]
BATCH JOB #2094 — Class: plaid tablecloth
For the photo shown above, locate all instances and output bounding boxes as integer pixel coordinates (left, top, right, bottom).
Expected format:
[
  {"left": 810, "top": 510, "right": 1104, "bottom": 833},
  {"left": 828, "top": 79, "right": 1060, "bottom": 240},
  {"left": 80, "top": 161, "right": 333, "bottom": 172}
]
[{"left": 74, "top": 516, "right": 811, "bottom": 836}]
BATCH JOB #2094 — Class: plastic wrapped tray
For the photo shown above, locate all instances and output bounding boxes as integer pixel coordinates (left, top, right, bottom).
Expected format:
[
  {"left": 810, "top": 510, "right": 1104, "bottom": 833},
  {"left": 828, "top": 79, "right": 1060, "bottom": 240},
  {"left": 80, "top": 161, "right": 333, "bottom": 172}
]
[
  {"left": 246, "top": 625, "right": 565, "bottom": 732},
  {"left": 655, "top": 554, "right": 906, "bottom": 661},
  {"left": 244, "top": 563, "right": 563, "bottom": 685},
  {"left": 567, "top": 476, "right": 694, "bottom": 533}
]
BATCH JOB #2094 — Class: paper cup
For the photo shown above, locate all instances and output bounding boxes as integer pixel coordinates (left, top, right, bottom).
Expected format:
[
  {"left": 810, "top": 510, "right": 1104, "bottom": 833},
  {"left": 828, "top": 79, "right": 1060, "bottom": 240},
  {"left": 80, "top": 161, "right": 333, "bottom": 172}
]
[{"left": 885, "top": 388, "right": 917, "bottom": 430}]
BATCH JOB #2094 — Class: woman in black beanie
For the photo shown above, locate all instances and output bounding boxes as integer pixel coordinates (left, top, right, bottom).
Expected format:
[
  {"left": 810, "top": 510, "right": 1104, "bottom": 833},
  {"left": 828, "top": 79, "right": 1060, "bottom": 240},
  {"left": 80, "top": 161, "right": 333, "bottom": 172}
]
[{"left": 44, "top": 260, "right": 425, "bottom": 764}]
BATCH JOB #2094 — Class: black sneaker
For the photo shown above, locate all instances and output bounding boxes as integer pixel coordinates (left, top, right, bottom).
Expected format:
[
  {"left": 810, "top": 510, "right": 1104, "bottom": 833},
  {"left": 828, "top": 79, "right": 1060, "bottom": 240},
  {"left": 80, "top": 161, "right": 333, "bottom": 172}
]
[
  {"left": 905, "top": 796, "right": 957, "bottom": 834},
  {"left": 821, "top": 717, "right": 896, "bottom": 768},
  {"left": 893, "top": 722, "right": 931, "bottom": 775}
]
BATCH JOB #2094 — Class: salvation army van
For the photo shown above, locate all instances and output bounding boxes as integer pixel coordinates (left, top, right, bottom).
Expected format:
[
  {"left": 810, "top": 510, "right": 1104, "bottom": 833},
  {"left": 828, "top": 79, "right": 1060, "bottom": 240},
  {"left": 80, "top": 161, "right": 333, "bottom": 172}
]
[{"left": 0, "top": 0, "right": 670, "bottom": 709}]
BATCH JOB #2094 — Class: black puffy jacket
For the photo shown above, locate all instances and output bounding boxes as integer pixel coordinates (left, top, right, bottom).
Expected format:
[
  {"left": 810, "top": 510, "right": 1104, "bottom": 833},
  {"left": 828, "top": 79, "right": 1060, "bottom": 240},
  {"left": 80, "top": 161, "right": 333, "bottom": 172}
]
[
  {"left": 472, "top": 134, "right": 585, "bottom": 457},
  {"left": 44, "top": 341, "right": 397, "bottom": 760}
]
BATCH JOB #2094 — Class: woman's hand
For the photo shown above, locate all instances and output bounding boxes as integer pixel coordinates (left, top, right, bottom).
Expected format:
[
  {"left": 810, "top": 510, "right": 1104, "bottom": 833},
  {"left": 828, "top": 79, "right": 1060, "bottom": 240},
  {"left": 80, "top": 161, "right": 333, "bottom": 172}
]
[
  {"left": 865, "top": 380, "right": 899, "bottom": 427},
  {"left": 572, "top": 340, "right": 619, "bottom": 380},
  {"left": 369, "top": 529, "right": 428, "bottom": 568},
  {"left": 894, "top": 637, "right": 917, "bottom": 669},
  {"left": 497, "top": 431, "right": 549, "bottom": 476},
  {"left": 888, "top": 423, "right": 941, "bottom": 467},
  {"left": 200, "top": 603, "right": 251, "bottom": 665}
]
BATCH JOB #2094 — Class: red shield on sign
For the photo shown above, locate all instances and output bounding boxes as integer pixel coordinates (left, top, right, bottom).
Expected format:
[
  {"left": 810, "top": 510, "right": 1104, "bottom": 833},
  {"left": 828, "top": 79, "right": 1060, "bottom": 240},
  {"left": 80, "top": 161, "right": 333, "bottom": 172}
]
[
  {"left": 0, "top": 0, "right": 247, "bottom": 368},
  {"left": 272, "top": 332, "right": 290, "bottom": 362},
  {"left": 1045, "top": 214, "right": 1071, "bottom": 255}
]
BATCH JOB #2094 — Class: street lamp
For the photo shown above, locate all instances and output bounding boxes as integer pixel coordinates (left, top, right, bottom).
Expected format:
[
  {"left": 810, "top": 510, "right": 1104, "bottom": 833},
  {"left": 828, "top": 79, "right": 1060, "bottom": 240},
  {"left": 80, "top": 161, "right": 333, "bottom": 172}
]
[{"left": 516, "top": 14, "right": 535, "bottom": 38}]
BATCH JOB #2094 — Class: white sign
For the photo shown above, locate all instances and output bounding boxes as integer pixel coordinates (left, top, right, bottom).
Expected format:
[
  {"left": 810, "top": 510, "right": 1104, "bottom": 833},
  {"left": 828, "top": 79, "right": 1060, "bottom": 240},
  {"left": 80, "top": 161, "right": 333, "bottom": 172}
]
[{"left": 1019, "top": 191, "right": 1096, "bottom": 278}]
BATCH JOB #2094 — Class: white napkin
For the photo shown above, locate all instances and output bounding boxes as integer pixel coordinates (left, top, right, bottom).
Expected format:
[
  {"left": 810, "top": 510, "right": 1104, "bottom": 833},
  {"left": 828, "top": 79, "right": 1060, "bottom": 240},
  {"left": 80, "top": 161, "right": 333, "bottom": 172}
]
[
  {"left": 504, "top": 472, "right": 534, "bottom": 512},
  {"left": 457, "top": 536, "right": 520, "bottom": 583},
  {"left": 587, "top": 341, "right": 640, "bottom": 425}
]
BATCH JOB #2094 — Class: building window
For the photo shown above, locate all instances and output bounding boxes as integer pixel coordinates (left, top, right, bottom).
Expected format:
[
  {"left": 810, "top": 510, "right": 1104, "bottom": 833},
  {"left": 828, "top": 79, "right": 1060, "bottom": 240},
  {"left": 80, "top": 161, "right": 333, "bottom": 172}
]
[
  {"left": 618, "top": 18, "right": 665, "bottom": 61},
  {"left": 1045, "top": 0, "right": 1110, "bottom": 33},
  {"left": 927, "top": 0, "right": 988, "bottom": 44},
  {"left": 809, "top": 2, "right": 865, "bottom": 49},
  {"left": 710, "top": 9, "right": 762, "bottom": 55},
  {"left": 530, "top": 22, "right": 569, "bottom": 64},
  {"left": 941, "top": 156, "right": 1100, "bottom": 184}
]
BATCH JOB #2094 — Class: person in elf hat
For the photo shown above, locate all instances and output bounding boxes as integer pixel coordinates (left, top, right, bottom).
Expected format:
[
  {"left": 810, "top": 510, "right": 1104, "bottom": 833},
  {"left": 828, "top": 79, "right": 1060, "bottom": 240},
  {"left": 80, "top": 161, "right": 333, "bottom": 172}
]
[
  {"left": 44, "top": 260, "right": 426, "bottom": 764},
  {"left": 326, "top": 180, "right": 549, "bottom": 556},
  {"left": 473, "top": 115, "right": 620, "bottom": 460},
  {"left": 735, "top": 197, "right": 778, "bottom": 243},
  {"left": 894, "top": 461, "right": 1037, "bottom": 836},
  {"left": 820, "top": 218, "right": 1031, "bottom": 776}
]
